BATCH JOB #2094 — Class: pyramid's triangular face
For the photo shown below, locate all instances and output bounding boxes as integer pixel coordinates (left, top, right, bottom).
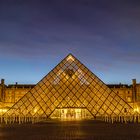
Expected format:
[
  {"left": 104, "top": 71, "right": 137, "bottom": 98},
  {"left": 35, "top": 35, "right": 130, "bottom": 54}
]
[{"left": 4, "top": 54, "right": 133, "bottom": 119}]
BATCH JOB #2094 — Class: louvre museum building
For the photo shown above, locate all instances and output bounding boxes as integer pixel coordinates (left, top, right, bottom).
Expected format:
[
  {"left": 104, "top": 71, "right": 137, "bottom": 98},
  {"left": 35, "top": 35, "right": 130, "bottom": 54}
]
[{"left": 0, "top": 54, "right": 140, "bottom": 123}]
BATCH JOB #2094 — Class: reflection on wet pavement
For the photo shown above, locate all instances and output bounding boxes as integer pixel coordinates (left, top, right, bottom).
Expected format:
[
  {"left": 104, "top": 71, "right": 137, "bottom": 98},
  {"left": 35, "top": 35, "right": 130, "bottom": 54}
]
[{"left": 0, "top": 120, "right": 140, "bottom": 140}]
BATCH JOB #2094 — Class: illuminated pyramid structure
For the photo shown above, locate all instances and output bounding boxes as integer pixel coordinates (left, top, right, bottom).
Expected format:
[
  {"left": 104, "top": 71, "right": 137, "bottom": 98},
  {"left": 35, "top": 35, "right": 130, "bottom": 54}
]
[{"left": 3, "top": 54, "right": 133, "bottom": 122}]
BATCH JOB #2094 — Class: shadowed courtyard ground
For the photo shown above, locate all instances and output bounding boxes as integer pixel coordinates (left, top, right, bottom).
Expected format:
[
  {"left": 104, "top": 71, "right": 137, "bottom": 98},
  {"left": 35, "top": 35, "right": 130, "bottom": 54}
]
[{"left": 0, "top": 120, "right": 140, "bottom": 140}]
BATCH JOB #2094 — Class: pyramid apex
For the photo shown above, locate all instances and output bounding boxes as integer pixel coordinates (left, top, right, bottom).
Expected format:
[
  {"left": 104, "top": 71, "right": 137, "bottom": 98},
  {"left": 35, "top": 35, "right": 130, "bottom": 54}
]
[
  {"left": 67, "top": 53, "right": 74, "bottom": 56},
  {"left": 66, "top": 53, "right": 75, "bottom": 61}
]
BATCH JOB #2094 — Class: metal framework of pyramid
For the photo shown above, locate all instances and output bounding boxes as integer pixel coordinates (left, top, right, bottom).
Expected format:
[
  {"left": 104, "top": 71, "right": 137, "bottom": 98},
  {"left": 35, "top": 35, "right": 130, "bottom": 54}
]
[{"left": 3, "top": 54, "right": 133, "bottom": 120}]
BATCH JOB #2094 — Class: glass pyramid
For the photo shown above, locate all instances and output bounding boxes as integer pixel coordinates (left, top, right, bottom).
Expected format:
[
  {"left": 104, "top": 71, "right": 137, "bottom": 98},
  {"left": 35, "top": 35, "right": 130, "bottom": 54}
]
[{"left": 3, "top": 54, "right": 133, "bottom": 120}]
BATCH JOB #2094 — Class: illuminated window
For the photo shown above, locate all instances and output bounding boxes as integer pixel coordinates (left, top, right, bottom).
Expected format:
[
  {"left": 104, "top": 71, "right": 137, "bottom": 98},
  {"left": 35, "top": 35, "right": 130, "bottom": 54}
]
[{"left": 127, "top": 97, "right": 131, "bottom": 102}]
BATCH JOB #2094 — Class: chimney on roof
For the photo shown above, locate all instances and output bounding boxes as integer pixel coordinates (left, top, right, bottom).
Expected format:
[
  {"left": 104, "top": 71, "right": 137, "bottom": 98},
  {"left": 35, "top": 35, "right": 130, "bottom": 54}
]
[
  {"left": 0, "top": 79, "right": 5, "bottom": 102},
  {"left": 132, "top": 79, "right": 136, "bottom": 86},
  {"left": 132, "top": 79, "right": 137, "bottom": 102},
  {"left": 1, "top": 79, "right": 5, "bottom": 85}
]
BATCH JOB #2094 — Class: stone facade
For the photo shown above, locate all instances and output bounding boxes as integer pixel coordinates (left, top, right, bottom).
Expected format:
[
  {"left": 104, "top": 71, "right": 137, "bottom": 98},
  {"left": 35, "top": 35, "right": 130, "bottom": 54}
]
[{"left": 0, "top": 78, "right": 140, "bottom": 108}]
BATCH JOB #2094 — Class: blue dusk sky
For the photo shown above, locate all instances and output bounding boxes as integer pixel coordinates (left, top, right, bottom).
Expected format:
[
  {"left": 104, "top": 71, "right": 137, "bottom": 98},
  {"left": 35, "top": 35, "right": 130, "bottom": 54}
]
[{"left": 0, "top": 0, "right": 140, "bottom": 85}]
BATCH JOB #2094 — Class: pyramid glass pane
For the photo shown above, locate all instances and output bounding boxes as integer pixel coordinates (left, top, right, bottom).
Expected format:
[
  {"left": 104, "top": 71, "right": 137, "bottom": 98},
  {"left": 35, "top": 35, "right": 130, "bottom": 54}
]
[{"left": 3, "top": 54, "right": 134, "bottom": 121}]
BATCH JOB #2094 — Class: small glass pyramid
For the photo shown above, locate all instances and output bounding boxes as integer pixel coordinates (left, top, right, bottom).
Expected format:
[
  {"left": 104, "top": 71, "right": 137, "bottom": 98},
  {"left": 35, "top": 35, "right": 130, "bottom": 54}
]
[{"left": 3, "top": 54, "right": 133, "bottom": 120}]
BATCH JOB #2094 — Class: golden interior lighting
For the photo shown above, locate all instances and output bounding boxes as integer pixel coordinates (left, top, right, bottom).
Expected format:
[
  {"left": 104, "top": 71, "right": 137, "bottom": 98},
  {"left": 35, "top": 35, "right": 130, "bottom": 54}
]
[
  {"left": 66, "top": 55, "right": 75, "bottom": 61},
  {"left": 1, "top": 54, "right": 136, "bottom": 124},
  {"left": 134, "top": 107, "right": 139, "bottom": 113}
]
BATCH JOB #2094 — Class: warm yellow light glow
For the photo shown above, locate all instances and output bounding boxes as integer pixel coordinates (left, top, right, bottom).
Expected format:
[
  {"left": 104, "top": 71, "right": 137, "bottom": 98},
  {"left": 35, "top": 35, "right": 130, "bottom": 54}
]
[
  {"left": 0, "top": 108, "right": 7, "bottom": 114},
  {"left": 34, "top": 108, "right": 37, "bottom": 113},
  {"left": 134, "top": 107, "right": 139, "bottom": 113},
  {"left": 66, "top": 75, "right": 69, "bottom": 79},
  {"left": 67, "top": 55, "right": 75, "bottom": 61},
  {"left": 60, "top": 108, "right": 82, "bottom": 119},
  {"left": 75, "top": 109, "right": 81, "bottom": 113}
]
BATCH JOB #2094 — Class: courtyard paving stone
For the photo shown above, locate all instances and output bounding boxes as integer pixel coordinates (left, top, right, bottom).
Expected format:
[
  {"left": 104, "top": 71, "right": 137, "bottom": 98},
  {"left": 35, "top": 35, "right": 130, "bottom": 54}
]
[{"left": 0, "top": 120, "right": 140, "bottom": 140}]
